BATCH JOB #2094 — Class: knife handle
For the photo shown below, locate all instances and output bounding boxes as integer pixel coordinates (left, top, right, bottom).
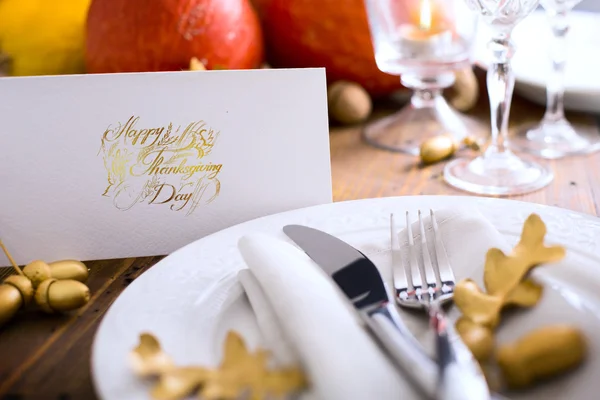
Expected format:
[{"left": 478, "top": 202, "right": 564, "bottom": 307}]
[{"left": 364, "top": 303, "right": 437, "bottom": 399}]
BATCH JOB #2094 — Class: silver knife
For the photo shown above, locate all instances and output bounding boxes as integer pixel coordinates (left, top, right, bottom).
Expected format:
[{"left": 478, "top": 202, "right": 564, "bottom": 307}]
[{"left": 283, "top": 224, "right": 439, "bottom": 398}]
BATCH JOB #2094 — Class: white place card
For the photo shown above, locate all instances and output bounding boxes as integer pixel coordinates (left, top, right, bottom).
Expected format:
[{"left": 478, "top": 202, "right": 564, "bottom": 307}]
[{"left": 0, "top": 68, "right": 332, "bottom": 266}]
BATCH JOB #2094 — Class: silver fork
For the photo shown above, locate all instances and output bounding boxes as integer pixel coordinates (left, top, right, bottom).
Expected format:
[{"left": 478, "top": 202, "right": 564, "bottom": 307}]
[{"left": 391, "top": 210, "right": 491, "bottom": 400}]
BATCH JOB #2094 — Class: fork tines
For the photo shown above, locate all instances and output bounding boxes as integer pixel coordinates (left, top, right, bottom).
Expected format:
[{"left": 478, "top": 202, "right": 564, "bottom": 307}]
[{"left": 391, "top": 209, "right": 456, "bottom": 306}]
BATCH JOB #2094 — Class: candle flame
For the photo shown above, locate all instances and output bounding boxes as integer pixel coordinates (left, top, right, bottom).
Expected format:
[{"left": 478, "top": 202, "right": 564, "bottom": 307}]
[{"left": 419, "top": 0, "right": 432, "bottom": 31}]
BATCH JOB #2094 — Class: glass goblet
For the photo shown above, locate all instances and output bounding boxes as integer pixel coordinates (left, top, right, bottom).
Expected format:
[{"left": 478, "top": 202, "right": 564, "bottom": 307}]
[
  {"left": 510, "top": 0, "right": 600, "bottom": 159},
  {"left": 443, "top": 0, "right": 554, "bottom": 196},
  {"left": 362, "top": 0, "right": 481, "bottom": 155}
]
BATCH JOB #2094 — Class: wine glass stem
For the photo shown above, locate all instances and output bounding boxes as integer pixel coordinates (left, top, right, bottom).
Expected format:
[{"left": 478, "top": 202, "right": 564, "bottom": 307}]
[
  {"left": 543, "top": 9, "right": 569, "bottom": 123},
  {"left": 401, "top": 72, "right": 455, "bottom": 108},
  {"left": 411, "top": 88, "right": 442, "bottom": 108},
  {"left": 486, "top": 35, "right": 515, "bottom": 156}
]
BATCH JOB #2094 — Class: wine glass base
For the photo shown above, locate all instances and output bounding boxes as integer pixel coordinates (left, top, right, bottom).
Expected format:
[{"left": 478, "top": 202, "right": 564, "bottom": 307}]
[
  {"left": 510, "top": 119, "right": 600, "bottom": 159},
  {"left": 362, "top": 98, "right": 484, "bottom": 155},
  {"left": 443, "top": 151, "right": 554, "bottom": 196}
]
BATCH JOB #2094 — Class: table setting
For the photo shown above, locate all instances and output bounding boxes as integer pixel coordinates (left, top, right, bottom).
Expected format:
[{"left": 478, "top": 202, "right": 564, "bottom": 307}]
[
  {"left": 1, "top": 0, "right": 600, "bottom": 399},
  {"left": 90, "top": 196, "right": 600, "bottom": 400}
]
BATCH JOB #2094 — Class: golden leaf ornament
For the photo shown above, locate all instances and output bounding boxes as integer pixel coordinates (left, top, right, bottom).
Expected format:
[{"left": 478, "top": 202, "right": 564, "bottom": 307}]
[
  {"left": 130, "top": 330, "right": 307, "bottom": 400},
  {"left": 452, "top": 214, "right": 585, "bottom": 391}
]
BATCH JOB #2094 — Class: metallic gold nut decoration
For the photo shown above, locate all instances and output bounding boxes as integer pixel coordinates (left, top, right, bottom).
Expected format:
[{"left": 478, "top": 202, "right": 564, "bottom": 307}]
[
  {"left": 4, "top": 275, "right": 34, "bottom": 305},
  {"left": 23, "top": 259, "right": 88, "bottom": 286},
  {"left": 23, "top": 260, "right": 52, "bottom": 288},
  {"left": 419, "top": 135, "right": 457, "bottom": 165},
  {"left": 35, "top": 278, "right": 90, "bottom": 314},
  {"left": 0, "top": 240, "right": 92, "bottom": 326},
  {"left": 34, "top": 279, "right": 56, "bottom": 313},
  {"left": 46, "top": 279, "right": 90, "bottom": 312},
  {"left": 48, "top": 260, "right": 89, "bottom": 282},
  {"left": 496, "top": 325, "right": 586, "bottom": 389},
  {"left": 420, "top": 135, "right": 483, "bottom": 165},
  {"left": 0, "top": 284, "right": 22, "bottom": 327}
]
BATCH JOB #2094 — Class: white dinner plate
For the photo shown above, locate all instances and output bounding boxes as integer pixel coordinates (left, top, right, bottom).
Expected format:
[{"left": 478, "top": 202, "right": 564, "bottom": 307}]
[
  {"left": 91, "top": 196, "right": 600, "bottom": 400},
  {"left": 474, "top": 9, "right": 600, "bottom": 113}
]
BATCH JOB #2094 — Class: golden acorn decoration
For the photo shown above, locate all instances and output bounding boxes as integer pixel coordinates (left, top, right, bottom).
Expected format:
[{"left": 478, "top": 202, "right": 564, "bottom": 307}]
[
  {"left": 35, "top": 278, "right": 90, "bottom": 314},
  {"left": 0, "top": 278, "right": 27, "bottom": 326},
  {"left": 48, "top": 260, "right": 89, "bottom": 282},
  {"left": 23, "top": 260, "right": 52, "bottom": 288},
  {"left": 0, "top": 240, "right": 91, "bottom": 328},
  {"left": 419, "top": 135, "right": 483, "bottom": 165},
  {"left": 22, "top": 259, "right": 89, "bottom": 287},
  {"left": 4, "top": 274, "right": 34, "bottom": 305}
]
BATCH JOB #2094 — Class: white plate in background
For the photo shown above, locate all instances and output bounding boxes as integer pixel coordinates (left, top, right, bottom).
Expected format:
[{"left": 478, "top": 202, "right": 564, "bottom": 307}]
[{"left": 474, "top": 9, "right": 600, "bottom": 113}]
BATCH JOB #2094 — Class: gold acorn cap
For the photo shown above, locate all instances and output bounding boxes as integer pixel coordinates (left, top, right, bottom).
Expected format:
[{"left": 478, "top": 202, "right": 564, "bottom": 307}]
[
  {"left": 4, "top": 275, "right": 33, "bottom": 306},
  {"left": 34, "top": 278, "right": 56, "bottom": 313},
  {"left": 23, "top": 260, "right": 52, "bottom": 288}
]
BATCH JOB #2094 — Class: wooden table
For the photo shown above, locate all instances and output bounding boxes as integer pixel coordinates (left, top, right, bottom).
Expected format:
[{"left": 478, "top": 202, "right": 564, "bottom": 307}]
[{"left": 1, "top": 78, "right": 599, "bottom": 400}]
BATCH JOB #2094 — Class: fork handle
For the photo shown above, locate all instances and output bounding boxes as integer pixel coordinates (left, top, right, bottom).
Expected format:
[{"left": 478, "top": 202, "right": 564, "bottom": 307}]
[
  {"left": 364, "top": 303, "right": 438, "bottom": 399},
  {"left": 429, "top": 305, "right": 491, "bottom": 400}
]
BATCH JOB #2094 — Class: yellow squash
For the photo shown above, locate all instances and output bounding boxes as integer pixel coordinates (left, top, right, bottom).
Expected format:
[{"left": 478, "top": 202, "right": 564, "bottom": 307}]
[{"left": 0, "top": 0, "right": 91, "bottom": 76}]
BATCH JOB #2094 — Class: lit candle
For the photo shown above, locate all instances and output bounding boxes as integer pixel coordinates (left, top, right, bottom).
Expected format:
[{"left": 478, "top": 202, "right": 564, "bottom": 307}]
[
  {"left": 420, "top": 0, "right": 433, "bottom": 30},
  {"left": 397, "top": 0, "right": 452, "bottom": 57}
]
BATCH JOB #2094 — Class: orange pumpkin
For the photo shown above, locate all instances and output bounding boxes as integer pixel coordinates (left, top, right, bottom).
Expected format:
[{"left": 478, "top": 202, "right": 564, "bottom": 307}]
[
  {"left": 251, "top": 0, "right": 405, "bottom": 96},
  {"left": 86, "top": 0, "right": 264, "bottom": 73}
]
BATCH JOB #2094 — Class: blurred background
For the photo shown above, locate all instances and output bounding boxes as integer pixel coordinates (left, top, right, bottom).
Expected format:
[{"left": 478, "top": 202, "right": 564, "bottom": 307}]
[{"left": 0, "top": 0, "right": 597, "bottom": 122}]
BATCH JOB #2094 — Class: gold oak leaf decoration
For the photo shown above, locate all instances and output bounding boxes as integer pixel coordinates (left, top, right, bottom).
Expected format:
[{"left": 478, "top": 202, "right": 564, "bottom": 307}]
[
  {"left": 503, "top": 278, "right": 544, "bottom": 308},
  {"left": 484, "top": 213, "right": 565, "bottom": 297},
  {"left": 454, "top": 214, "right": 587, "bottom": 391},
  {"left": 454, "top": 214, "right": 565, "bottom": 361},
  {"left": 454, "top": 279, "right": 502, "bottom": 328},
  {"left": 454, "top": 214, "right": 566, "bottom": 362},
  {"left": 130, "top": 333, "right": 174, "bottom": 377},
  {"left": 130, "top": 330, "right": 307, "bottom": 400}
]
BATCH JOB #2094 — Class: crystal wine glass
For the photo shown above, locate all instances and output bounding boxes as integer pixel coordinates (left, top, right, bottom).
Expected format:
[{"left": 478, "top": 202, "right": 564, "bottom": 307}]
[
  {"left": 510, "top": 0, "right": 600, "bottom": 159},
  {"left": 443, "top": 0, "right": 554, "bottom": 195},
  {"left": 362, "top": 0, "right": 481, "bottom": 155}
]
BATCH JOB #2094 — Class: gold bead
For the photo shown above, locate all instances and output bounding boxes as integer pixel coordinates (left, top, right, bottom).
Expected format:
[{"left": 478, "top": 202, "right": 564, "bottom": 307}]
[
  {"left": 0, "top": 284, "right": 22, "bottom": 327},
  {"left": 48, "top": 260, "right": 89, "bottom": 283},
  {"left": 23, "top": 260, "right": 52, "bottom": 288},
  {"left": 35, "top": 279, "right": 90, "bottom": 314},
  {"left": 4, "top": 275, "right": 34, "bottom": 305},
  {"left": 496, "top": 325, "right": 586, "bottom": 389},
  {"left": 420, "top": 135, "right": 457, "bottom": 165}
]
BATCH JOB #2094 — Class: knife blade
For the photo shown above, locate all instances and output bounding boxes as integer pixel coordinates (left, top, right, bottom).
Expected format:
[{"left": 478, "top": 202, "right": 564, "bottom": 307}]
[{"left": 283, "top": 224, "right": 438, "bottom": 398}]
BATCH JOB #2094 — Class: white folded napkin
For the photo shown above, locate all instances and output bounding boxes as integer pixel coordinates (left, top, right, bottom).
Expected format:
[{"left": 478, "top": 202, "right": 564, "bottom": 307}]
[
  {"left": 236, "top": 208, "right": 513, "bottom": 400},
  {"left": 238, "top": 234, "right": 411, "bottom": 399}
]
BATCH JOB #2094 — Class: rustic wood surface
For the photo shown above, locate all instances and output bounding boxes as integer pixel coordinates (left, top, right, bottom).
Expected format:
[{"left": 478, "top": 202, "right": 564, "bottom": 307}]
[{"left": 1, "top": 71, "right": 599, "bottom": 400}]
